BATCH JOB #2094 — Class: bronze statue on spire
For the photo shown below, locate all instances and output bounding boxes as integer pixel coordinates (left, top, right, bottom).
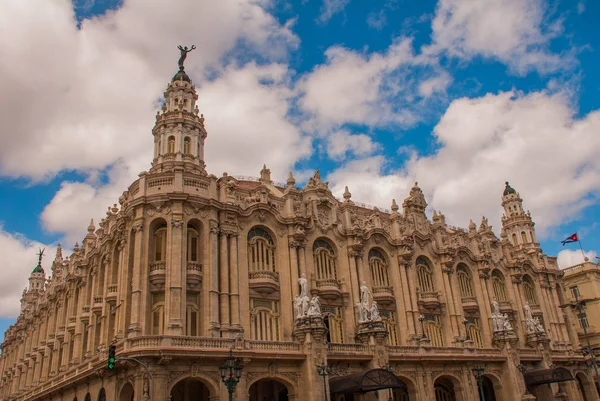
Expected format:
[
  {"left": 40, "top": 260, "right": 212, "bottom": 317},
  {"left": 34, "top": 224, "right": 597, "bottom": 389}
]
[
  {"left": 177, "top": 45, "right": 196, "bottom": 70},
  {"left": 37, "top": 248, "right": 45, "bottom": 266}
]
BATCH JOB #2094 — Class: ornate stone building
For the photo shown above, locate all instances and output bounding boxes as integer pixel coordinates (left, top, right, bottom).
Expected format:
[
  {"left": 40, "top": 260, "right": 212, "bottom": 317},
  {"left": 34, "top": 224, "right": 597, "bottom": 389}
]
[{"left": 1, "top": 63, "right": 597, "bottom": 401}]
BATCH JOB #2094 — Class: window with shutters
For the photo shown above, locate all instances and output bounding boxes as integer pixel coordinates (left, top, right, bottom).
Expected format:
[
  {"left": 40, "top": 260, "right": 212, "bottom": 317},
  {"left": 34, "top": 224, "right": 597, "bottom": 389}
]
[
  {"left": 167, "top": 136, "right": 175, "bottom": 153},
  {"left": 186, "top": 292, "right": 200, "bottom": 336},
  {"left": 187, "top": 227, "right": 200, "bottom": 262},
  {"left": 369, "top": 249, "right": 390, "bottom": 287},
  {"left": 323, "top": 307, "right": 344, "bottom": 343},
  {"left": 153, "top": 225, "right": 167, "bottom": 262},
  {"left": 523, "top": 276, "right": 538, "bottom": 306},
  {"left": 416, "top": 256, "right": 435, "bottom": 292},
  {"left": 151, "top": 293, "right": 165, "bottom": 335},
  {"left": 313, "top": 239, "right": 337, "bottom": 281},
  {"left": 250, "top": 299, "right": 280, "bottom": 341},
  {"left": 466, "top": 318, "right": 484, "bottom": 348},
  {"left": 423, "top": 316, "right": 444, "bottom": 347},
  {"left": 491, "top": 270, "right": 508, "bottom": 302},
  {"left": 183, "top": 136, "right": 191, "bottom": 154},
  {"left": 248, "top": 227, "right": 276, "bottom": 272},
  {"left": 381, "top": 311, "right": 399, "bottom": 346},
  {"left": 456, "top": 264, "right": 474, "bottom": 299}
]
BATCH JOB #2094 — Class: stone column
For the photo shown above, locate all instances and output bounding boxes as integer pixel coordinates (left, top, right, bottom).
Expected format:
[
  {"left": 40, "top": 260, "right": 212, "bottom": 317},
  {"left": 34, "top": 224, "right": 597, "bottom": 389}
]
[
  {"left": 298, "top": 246, "right": 307, "bottom": 277},
  {"left": 510, "top": 278, "right": 527, "bottom": 342},
  {"left": 348, "top": 253, "right": 359, "bottom": 299},
  {"left": 129, "top": 219, "right": 145, "bottom": 336},
  {"left": 441, "top": 265, "right": 459, "bottom": 342},
  {"left": 398, "top": 259, "right": 417, "bottom": 339},
  {"left": 32, "top": 352, "right": 42, "bottom": 385},
  {"left": 167, "top": 218, "right": 184, "bottom": 334},
  {"left": 40, "top": 349, "right": 50, "bottom": 382},
  {"left": 220, "top": 232, "right": 230, "bottom": 332},
  {"left": 229, "top": 233, "right": 241, "bottom": 330},
  {"left": 476, "top": 271, "right": 493, "bottom": 346},
  {"left": 289, "top": 242, "right": 299, "bottom": 279},
  {"left": 209, "top": 221, "right": 220, "bottom": 336}
]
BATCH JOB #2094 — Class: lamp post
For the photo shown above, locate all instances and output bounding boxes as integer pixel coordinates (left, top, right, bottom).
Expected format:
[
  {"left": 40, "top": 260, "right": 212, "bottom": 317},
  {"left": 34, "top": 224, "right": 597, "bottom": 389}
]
[
  {"left": 572, "top": 292, "right": 600, "bottom": 397},
  {"left": 462, "top": 318, "right": 470, "bottom": 341},
  {"left": 220, "top": 350, "right": 243, "bottom": 401},
  {"left": 316, "top": 362, "right": 331, "bottom": 401},
  {"left": 516, "top": 364, "right": 531, "bottom": 395},
  {"left": 418, "top": 315, "right": 426, "bottom": 340},
  {"left": 471, "top": 365, "right": 486, "bottom": 401}
]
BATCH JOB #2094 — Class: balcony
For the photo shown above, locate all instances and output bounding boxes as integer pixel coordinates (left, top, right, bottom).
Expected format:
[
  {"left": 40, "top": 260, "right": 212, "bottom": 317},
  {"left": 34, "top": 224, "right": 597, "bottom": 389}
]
[
  {"left": 80, "top": 306, "right": 91, "bottom": 323},
  {"left": 56, "top": 326, "right": 66, "bottom": 341},
  {"left": 186, "top": 261, "right": 203, "bottom": 290},
  {"left": 418, "top": 291, "right": 440, "bottom": 310},
  {"left": 498, "top": 300, "right": 513, "bottom": 312},
  {"left": 92, "top": 296, "right": 104, "bottom": 314},
  {"left": 67, "top": 316, "right": 77, "bottom": 332},
  {"left": 461, "top": 296, "right": 479, "bottom": 312},
  {"left": 106, "top": 284, "right": 118, "bottom": 303},
  {"left": 316, "top": 278, "right": 342, "bottom": 300},
  {"left": 248, "top": 270, "right": 280, "bottom": 294},
  {"left": 372, "top": 285, "right": 395, "bottom": 305},
  {"left": 149, "top": 261, "right": 166, "bottom": 292}
]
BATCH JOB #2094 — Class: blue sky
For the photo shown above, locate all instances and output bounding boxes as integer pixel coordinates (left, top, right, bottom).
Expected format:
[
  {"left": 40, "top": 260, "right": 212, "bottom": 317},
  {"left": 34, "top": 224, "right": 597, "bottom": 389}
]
[{"left": 1, "top": 0, "right": 599, "bottom": 336}]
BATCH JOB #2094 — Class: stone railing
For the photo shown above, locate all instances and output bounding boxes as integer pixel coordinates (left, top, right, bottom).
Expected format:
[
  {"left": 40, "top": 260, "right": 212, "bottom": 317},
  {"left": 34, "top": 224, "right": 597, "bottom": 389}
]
[
  {"left": 81, "top": 306, "right": 90, "bottom": 314},
  {"left": 149, "top": 261, "right": 166, "bottom": 272},
  {"left": 68, "top": 317, "right": 76, "bottom": 324},
  {"left": 328, "top": 343, "right": 369, "bottom": 354},
  {"left": 248, "top": 270, "right": 279, "bottom": 281},
  {"left": 373, "top": 285, "right": 393, "bottom": 294},
  {"left": 418, "top": 291, "right": 439, "bottom": 300},
  {"left": 461, "top": 296, "right": 477, "bottom": 304},
  {"left": 186, "top": 261, "right": 203, "bottom": 272},
  {"left": 93, "top": 296, "right": 103, "bottom": 305},
  {"left": 107, "top": 284, "right": 118, "bottom": 293},
  {"left": 246, "top": 340, "right": 301, "bottom": 352},
  {"left": 147, "top": 177, "right": 174, "bottom": 188},
  {"left": 316, "top": 278, "right": 340, "bottom": 288}
]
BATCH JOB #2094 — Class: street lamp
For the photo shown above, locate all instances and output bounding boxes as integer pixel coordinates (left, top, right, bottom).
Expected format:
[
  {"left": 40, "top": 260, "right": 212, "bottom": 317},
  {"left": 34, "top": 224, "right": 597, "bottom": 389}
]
[
  {"left": 220, "top": 349, "right": 243, "bottom": 401},
  {"left": 462, "top": 318, "right": 470, "bottom": 341},
  {"left": 418, "top": 315, "right": 427, "bottom": 340},
  {"left": 572, "top": 292, "right": 600, "bottom": 397},
  {"left": 471, "top": 365, "right": 486, "bottom": 401},
  {"left": 516, "top": 364, "right": 531, "bottom": 395},
  {"left": 316, "top": 362, "right": 331, "bottom": 401}
]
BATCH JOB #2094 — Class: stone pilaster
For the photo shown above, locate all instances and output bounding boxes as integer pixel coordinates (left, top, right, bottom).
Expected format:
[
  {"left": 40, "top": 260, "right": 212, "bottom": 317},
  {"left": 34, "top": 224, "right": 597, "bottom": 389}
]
[
  {"left": 219, "top": 232, "right": 230, "bottom": 333},
  {"left": 167, "top": 216, "right": 184, "bottom": 334},
  {"left": 209, "top": 220, "right": 221, "bottom": 336},
  {"left": 129, "top": 218, "right": 145, "bottom": 336}
]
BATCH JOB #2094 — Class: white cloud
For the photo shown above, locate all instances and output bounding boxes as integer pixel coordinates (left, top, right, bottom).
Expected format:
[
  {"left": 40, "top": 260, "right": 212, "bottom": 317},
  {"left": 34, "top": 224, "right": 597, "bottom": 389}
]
[
  {"left": 325, "top": 130, "right": 381, "bottom": 161},
  {"left": 326, "top": 90, "right": 600, "bottom": 238},
  {"left": 367, "top": 9, "right": 387, "bottom": 30},
  {"left": 318, "top": 0, "right": 350, "bottom": 23},
  {"left": 0, "top": 0, "right": 298, "bottom": 180},
  {"left": 0, "top": 227, "right": 57, "bottom": 317},
  {"left": 557, "top": 249, "right": 596, "bottom": 268},
  {"left": 41, "top": 62, "right": 311, "bottom": 244},
  {"left": 427, "top": 0, "right": 565, "bottom": 74},
  {"left": 577, "top": 2, "right": 585, "bottom": 14},
  {"left": 298, "top": 38, "right": 447, "bottom": 131}
]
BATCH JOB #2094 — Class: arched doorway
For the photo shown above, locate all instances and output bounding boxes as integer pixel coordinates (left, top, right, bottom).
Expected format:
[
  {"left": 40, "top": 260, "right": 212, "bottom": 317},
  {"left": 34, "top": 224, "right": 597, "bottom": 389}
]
[
  {"left": 391, "top": 381, "right": 409, "bottom": 400},
  {"left": 480, "top": 376, "right": 496, "bottom": 401},
  {"left": 98, "top": 388, "right": 106, "bottom": 401},
  {"left": 119, "top": 382, "right": 135, "bottom": 401},
  {"left": 171, "top": 378, "right": 211, "bottom": 401},
  {"left": 249, "top": 378, "right": 289, "bottom": 401},
  {"left": 434, "top": 377, "right": 457, "bottom": 401},
  {"left": 575, "top": 372, "right": 596, "bottom": 401}
]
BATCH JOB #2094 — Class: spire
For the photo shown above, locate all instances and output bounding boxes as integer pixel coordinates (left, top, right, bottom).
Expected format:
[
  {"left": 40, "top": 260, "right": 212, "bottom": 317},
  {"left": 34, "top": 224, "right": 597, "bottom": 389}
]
[
  {"left": 150, "top": 46, "right": 207, "bottom": 175},
  {"left": 286, "top": 171, "right": 296, "bottom": 188},
  {"left": 259, "top": 164, "right": 272, "bottom": 184},
  {"left": 87, "top": 219, "right": 95, "bottom": 234},
  {"left": 343, "top": 186, "right": 351, "bottom": 201},
  {"left": 54, "top": 243, "right": 63, "bottom": 263},
  {"left": 391, "top": 199, "right": 399, "bottom": 212}
]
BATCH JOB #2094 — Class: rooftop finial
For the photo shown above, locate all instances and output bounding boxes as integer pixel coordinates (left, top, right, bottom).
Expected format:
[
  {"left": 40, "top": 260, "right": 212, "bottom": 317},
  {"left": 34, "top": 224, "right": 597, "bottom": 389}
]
[
  {"left": 37, "top": 248, "right": 45, "bottom": 266},
  {"left": 177, "top": 44, "right": 196, "bottom": 71}
]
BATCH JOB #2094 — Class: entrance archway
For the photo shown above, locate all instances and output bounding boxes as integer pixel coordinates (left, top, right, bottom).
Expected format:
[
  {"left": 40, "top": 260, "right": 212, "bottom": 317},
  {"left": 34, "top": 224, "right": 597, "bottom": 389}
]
[
  {"left": 119, "top": 382, "right": 135, "bottom": 401},
  {"left": 480, "top": 376, "right": 496, "bottom": 401},
  {"left": 434, "top": 377, "right": 457, "bottom": 401},
  {"left": 171, "top": 378, "right": 211, "bottom": 401},
  {"left": 249, "top": 378, "right": 289, "bottom": 401},
  {"left": 575, "top": 372, "right": 596, "bottom": 401}
]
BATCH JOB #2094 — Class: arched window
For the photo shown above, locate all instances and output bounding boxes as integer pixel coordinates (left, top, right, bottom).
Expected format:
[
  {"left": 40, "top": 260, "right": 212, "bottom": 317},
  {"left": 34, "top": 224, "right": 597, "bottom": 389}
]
[
  {"left": 324, "top": 308, "right": 344, "bottom": 343},
  {"left": 151, "top": 293, "right": 165, "bottom": 335},
  {"left": 466, "top": 319, "right": 484, "bottom": 348},
  {"left": 521, "top": 231, "right": 528, "bottom": 244},
  {"left": 523, "top": 276, "right": 538, "bottom": 306},
  {"left": 167, "top": 136, "right": 175, "bottom": 153},
  {"left": 84, "top": 394, "right": 91, "bottom": 401},
  {"left": 153, "top": 223, "right": 167, "bottom": 262},
  {"left": 369, "top": 249, "right": 390, "bottom": 288},
  {"left": 186, "top": 292, "right": 200, "bottom": 336},
  {"left": 97, "top": 388, "right": 106, "bottom": 401},
  {"left": 183, "top": 136, "right": 191, "bottom": 154},
  {"left": 250, "top": 300, "right": 280, "bottom": 341},
  {"left": 187, "top": 226, "right": 200, "bottom": 262},
  {"left": 416, "top": 256, "right": 435, "bottom": 293},
  {"left": 491, "top": 270, "right": 508, "bottom": 302},
  {"left": 456, "top": 264, "right": 474, "bottom": 299},
  {"left": 313, "top": 239, "right": 337, "bottom": 281},
  {"left": 248, "top": 227, "right": 276, "bottom": 272},
  {"left": 512, "top": 233, "right": 518, "bottom": 246},
  {"left": 423, "top": 318, "right": 444, "bottom": 347},
  {"left": 382, "top": 311, "right": 399, "bottom": 346}
]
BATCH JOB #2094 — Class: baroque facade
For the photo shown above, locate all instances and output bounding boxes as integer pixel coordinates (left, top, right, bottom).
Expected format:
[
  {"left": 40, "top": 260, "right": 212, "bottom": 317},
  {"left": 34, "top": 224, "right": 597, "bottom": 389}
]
[{"left": 1, "top": 64, "right": 598, "bottom": 401}]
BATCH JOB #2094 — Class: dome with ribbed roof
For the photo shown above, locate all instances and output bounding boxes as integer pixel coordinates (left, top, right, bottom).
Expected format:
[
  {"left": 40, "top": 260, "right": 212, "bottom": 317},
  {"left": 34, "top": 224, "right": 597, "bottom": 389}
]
[
  {"left": 32, "top": 262, "right": 44, "bottom": 274},
  {"left": 503, "top": 181, "right": 516, "bottom": 196},
  {"left": 172, "top": 68, "right": 191, "bottom": 83}
]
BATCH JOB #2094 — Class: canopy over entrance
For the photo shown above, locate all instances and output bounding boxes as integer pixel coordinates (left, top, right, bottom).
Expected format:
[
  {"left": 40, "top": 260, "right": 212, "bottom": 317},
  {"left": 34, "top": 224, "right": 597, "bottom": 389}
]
[
  {"left": 524, "top": 367, "right": 574, "bottom": 386},
  {"left": 329, "top": 369, "right": 405, "bottom": 394}
]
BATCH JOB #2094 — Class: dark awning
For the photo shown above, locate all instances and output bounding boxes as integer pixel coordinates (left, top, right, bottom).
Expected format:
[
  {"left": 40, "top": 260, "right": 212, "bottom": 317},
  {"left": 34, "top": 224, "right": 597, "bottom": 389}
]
[
  {"left": 329, "top": 369, "right": 406, "bottom": 394},
  {"left": 524, "top": 367, "right": 575, "bottom": 386}
]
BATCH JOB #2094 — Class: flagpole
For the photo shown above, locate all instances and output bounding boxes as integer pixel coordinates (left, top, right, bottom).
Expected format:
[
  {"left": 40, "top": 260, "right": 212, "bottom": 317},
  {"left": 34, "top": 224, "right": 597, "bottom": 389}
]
[{"left": 577, "top": 237, "right": 588, "bottom": 262}]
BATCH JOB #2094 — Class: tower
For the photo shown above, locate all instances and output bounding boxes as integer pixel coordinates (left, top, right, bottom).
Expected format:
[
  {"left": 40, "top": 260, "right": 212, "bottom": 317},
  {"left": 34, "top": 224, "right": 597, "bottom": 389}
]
[
  {"left": 28, "top": 248, "right": 46, "bottom": 292},
  {"left": 150, "top": 58, "right": 208, "bottom": 175},
  {"left": 501, "top": 182, "right": 538, "bottom": 248}
]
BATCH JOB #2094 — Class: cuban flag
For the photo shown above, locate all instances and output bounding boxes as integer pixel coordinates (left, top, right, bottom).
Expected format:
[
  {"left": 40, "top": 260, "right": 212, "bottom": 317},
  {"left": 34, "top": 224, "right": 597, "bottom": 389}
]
[{"left": 561, "top": 233, "right": 578, "bottom": 246}]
